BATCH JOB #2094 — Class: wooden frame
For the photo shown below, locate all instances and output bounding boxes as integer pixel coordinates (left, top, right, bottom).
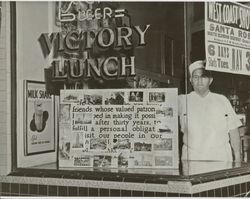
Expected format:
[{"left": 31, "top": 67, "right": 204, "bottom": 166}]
[
  {"left": 10, "top": 1, "right": 17, "bottom": 171},
  {"left": 164, "top": 36, "right": 175, "bottom": 76},
  {"left": 135, "top": 68, "right": 180, "bottom": 89}
]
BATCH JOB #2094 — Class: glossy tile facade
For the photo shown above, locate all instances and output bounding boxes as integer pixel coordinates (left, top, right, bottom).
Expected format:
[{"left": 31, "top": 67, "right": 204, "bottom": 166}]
[{"left": 0, "top": 181, "right": 250, "bottom": 197}]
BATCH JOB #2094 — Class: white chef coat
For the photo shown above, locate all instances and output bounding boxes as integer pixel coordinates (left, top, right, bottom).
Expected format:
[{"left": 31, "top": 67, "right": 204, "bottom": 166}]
[{"left": 178, "top": 91, "right": 241, "bottom": 161}]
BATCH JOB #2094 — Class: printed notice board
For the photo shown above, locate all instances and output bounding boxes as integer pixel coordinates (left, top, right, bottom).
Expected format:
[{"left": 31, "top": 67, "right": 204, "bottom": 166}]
[
  {"left": 59, "top": 88, "right": 178, "bottom": 169},
  {"left": 205, "top": 2, "right": 250, "bottom": 75}
]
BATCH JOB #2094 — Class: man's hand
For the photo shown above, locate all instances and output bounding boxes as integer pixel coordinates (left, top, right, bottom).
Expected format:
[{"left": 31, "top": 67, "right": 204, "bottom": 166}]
[{"left": 229, "top": 128, "right": 241, "bottom": 162}]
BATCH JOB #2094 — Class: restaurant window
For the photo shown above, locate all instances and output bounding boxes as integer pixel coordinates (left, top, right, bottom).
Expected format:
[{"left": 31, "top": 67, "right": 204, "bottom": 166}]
[
  {"left": 13, "top": 1, "right": 185, "bottom": 175},
  {"left": 12, "top": 1, "right": 250, "bottom": 178}
]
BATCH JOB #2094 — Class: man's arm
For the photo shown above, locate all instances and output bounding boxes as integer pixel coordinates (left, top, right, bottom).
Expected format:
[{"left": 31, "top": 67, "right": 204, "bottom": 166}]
[{"left": 229, "top": 128, "right": 241, "bottom": 162}]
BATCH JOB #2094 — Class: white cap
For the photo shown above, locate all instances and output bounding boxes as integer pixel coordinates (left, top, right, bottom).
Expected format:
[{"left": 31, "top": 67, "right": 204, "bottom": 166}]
[{"left": 189, "top": 60, "right": 205, "bottom": 76}]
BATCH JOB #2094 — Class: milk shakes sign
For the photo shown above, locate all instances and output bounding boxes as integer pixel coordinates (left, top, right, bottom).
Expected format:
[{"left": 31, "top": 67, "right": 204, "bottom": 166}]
[
  {"left": 40, "top": 3, "right": 150, "bottom": 81},
  {"left": 205, "top": 2, "right": 250, "bottom": 75},
  {"left": 25, "top": 81, "right": 55, "bottom": 156}
]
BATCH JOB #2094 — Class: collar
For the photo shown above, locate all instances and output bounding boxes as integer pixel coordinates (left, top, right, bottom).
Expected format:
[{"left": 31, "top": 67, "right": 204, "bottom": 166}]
[{"left": 192, "top": 91, "right": 211, "bottom": 99}]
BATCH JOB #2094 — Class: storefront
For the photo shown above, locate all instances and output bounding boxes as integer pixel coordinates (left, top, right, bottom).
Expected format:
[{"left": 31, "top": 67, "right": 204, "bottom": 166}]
[{"left": 0, "top": 1, "right": 250, "bottom": 197}]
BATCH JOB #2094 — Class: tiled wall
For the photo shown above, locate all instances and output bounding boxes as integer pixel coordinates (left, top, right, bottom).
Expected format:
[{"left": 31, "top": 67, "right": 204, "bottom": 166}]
[
  {"left": 0, "top": 181, "right": 249, "bottom": 197},
  {"left": 0, "top": 2, "right": 11, "bottom": 176}
]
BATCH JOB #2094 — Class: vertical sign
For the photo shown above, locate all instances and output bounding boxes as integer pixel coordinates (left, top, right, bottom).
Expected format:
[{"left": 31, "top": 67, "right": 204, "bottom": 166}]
[
  {"left": 24, "top": 81, "right": 55, "bottom": 155},
  {"left": 205, "top": 2, "right": 250, "bottom": 75},
  {"left": 59, "top": 88, "right": 179, "bottom": 169}
]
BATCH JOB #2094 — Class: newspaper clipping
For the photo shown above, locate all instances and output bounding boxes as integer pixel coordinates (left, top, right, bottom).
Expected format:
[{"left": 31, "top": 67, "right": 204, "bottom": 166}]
[
  {"left": 59, "top": 88, "right": 178, "bottom": 169},
  {"left": 205, "top": 2, "right": 250, "bottom": 75}
]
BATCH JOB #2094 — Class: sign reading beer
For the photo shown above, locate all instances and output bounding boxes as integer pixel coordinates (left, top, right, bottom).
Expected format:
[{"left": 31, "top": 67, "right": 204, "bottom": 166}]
[
  {"left": 205, "top": 2, "right": 250, "bottom": 75},
  {"left": 24, "top": 80, "right": 55, "bottom": 155},
  {"left": 59, "top": 88, "right": 179, "bottom": 169},
  {"left": 57, "top": 2, "right": 127, "bottom": 22}
]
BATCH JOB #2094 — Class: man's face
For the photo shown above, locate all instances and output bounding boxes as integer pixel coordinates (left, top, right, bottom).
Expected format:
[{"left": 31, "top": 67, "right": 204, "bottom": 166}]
[{"left": 190, "top": 68, "right": 213, "bottom": 96}]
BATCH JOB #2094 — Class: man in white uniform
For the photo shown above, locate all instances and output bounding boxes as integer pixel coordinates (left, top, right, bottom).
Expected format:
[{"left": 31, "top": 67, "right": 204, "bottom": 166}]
[{"left": 179, "top": 60, "right": 241, "bottom": 162}]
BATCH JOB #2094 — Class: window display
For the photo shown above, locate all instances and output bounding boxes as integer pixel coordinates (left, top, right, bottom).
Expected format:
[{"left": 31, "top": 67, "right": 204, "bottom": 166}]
[
  {"left": 13, "top": 1, "right": 250, "bottom": 176},
  {"left": 59, "top": 88, "right": 178, "bottom": 168},
  {"left": 16, "top": 1, "right": 184, "bottom": 170}
]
